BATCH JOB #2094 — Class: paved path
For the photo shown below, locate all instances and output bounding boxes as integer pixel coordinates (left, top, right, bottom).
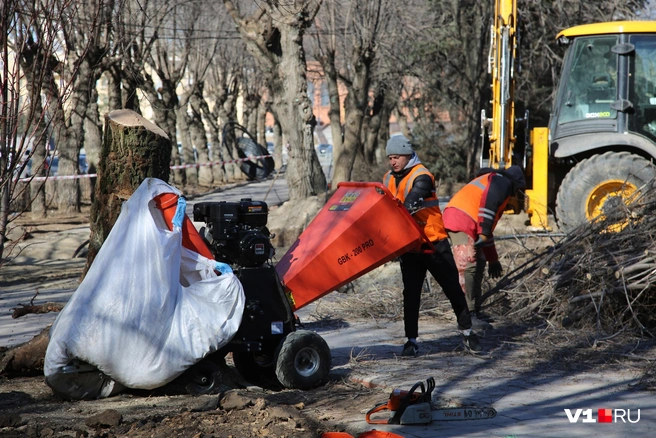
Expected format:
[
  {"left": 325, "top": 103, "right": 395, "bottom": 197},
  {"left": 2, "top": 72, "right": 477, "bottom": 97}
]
[
  {"left": 188, "top": 170, "right": 290, "bottom": 207},
  {"left": 298, "top": 301, "right": 655, "bottom": 437},
  {"left": 0, "top": 260, "right": 84, "bottom": 348}
]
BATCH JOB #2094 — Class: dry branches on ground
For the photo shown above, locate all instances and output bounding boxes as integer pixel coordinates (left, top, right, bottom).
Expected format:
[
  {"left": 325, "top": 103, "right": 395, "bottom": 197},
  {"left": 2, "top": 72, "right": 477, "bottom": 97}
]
[
  {"left": 11, "top": 302, "right": 65, "bottom": 319},
  {"left": 492, "top": 184, "right": 656, "bottom": 338}
]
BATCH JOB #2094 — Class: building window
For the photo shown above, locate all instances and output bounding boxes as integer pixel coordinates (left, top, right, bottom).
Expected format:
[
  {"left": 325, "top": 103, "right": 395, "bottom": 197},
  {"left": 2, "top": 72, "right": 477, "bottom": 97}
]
[
  {"left": 320, "top": 82, "right": 329, "bottom": 106},
  {"left": 307, "top": 81, "right": 315, "bottom": 105}
]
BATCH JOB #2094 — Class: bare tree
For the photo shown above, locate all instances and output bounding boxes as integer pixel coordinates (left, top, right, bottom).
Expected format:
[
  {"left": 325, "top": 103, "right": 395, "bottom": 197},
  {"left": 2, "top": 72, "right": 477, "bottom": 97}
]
[
  {"left": 104, "top": 0, "right": 154, "bottom": 115},
  {"left": 362, "top": 79, "right": 400, "bottom": 166},
  {"left": 309, "top": 1, "right": 344, "bottom": 177},
  {"left": 46, "top": 0, "right": 116, "bottom": 213},
  {"left": 409, "top": 0, "right": 491, "bottom": 181},
  {"left": 140, "top": 1, "right": 195, "bottom": 185},
  {"left": 310, "top": 0, "right": 393, "bottom": 187},
  {"left": 0, "top": 0, "right": 102, "bottom": 258},
  {"left": 202, "top": 37, "right": 244, "bottom": 184},
  {"left": 223, "top": 0, "right": 326, "bottom": 200},
  {"left": 174, "top": 1, "right": 222, "bottom": 187}
]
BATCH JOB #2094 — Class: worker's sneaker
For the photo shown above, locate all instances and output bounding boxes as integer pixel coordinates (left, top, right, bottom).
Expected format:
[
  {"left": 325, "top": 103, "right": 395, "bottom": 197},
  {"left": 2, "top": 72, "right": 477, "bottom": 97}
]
[
  {"left": 462, "top": 332, "right": 482, "bottom": 353},
  {"left": 401, "top": 340, "right": 419, "bottom": 357},
  {"left": 471, "top": 315, "right": 493, "bottom": 330}
]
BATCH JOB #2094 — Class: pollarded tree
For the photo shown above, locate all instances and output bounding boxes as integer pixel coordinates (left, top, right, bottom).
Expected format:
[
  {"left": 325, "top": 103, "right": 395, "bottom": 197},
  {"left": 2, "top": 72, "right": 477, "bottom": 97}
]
[
  {"left": 309, "top": 0, "right": 396, "bottom": 187},
  {"left": 174, "top": 1, "right": 223, "bottom": 187},
  {"left": 223, "top": 0, "right": 326, "bottom": 200},
  {"left": 49, "top": 0, "right": 116, "bottom": 213},
  {"left": 178, "top": 1, "right": 240, "bottom": 188},
  {"left": 201, "top": 34, "right": 245, "bottom": 184},
  {"left": 137, "top": 0, "right": 196, "bottom": 185}
]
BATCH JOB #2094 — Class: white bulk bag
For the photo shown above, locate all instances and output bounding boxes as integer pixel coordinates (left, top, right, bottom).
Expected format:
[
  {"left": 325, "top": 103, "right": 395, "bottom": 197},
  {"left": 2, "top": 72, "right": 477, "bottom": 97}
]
[{"left": 45, "top": 178, "right": 244, "bottom": 398}]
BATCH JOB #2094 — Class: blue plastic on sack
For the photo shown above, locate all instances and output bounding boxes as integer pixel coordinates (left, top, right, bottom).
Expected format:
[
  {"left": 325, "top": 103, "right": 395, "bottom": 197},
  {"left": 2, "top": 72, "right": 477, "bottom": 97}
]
[
  {"left": 172, "top": 197, "right": 187, "bottom": 230},
  {"left": 215, "top": 262, "right": 233, "bottom": 275}
]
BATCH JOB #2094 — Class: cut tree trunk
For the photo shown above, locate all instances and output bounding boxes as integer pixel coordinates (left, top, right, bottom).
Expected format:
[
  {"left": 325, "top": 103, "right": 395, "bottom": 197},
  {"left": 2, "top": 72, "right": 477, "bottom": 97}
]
[
  {"left": 84, "top": 109, "right": 171, "bottom": 276},
  {"left": 0, "top": 326, "right": 51, "bottom": 376}
]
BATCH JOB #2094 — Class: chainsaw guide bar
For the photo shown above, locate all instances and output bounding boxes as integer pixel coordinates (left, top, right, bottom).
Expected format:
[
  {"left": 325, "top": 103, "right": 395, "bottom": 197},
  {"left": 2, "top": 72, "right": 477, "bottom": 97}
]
[{"left": 430, "top": 405, "right": 497, "bottom": 421}]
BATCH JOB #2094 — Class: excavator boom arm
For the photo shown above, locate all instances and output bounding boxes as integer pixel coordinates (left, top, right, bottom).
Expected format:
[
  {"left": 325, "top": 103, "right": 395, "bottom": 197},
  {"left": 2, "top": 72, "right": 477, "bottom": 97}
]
[{"left": 486, "top": 0, "right": 518, "bottom": 169}]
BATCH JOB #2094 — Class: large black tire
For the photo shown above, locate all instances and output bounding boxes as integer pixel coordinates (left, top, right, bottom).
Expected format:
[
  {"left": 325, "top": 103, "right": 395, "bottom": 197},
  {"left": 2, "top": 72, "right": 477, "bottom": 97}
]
[
  {"left": 184, "top": 360, "right": 222, "bottom": 395},
  {"left": 238, "top": 137, "right": 274, "bottom": 180},
  {"left": 555, "top": 152, "right": 656, "bottom": 232},
  {"left": 275, "top": 330, "right": 331, "bottom": 390},
  {"left": 232, "top": 349, "right": 279, "bottom": 388}
]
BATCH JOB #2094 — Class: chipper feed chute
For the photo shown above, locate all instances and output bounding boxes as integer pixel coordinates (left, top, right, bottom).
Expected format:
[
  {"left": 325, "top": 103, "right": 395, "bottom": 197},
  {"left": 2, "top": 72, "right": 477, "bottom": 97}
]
[
  {"left": 154, "top": 193, "right": 215, "bottom": 260},
  {"left": 276, "top": 182, "right": 430, "bottom": 311}
]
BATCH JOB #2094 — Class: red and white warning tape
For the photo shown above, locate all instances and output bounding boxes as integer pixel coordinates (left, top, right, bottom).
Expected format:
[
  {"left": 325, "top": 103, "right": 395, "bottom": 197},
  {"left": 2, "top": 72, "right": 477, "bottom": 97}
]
[
  {"left": 16, "top": 154, "right": 272, "bottom": 183},
  {"left": 169, "top": 154, "right": 271, "bottom": 170}
]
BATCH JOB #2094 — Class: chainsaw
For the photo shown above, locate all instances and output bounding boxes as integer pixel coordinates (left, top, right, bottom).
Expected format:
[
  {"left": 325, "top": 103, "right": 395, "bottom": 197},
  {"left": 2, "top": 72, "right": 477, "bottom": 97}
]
[{"left": 366, "top": 377, "right": 497, "bottom": 425}]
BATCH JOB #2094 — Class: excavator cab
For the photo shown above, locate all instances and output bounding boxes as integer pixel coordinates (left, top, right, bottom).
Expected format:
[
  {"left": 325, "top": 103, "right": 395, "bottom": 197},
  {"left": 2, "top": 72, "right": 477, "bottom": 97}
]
[
  {"left": 542, "top": 22, "right": 656, "bottom": 231},
  {"left": 551, "top": 35, "right": 619, "bottom": 130}
]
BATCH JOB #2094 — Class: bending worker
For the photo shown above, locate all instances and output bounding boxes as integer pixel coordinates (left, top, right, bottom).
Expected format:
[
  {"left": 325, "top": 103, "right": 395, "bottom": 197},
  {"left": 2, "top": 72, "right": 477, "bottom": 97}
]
[
  {"left": 442, "top": 165, "right": 526, "bottom": 329},
  {"left": 383, "top": 135, "right": 481, "bottom": 356}
]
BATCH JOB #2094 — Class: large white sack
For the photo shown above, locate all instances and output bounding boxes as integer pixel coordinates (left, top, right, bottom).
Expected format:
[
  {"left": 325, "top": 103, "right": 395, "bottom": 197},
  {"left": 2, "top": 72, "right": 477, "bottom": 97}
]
[{"left": 45, "top": 178, "right": 244, "bottom": 395}]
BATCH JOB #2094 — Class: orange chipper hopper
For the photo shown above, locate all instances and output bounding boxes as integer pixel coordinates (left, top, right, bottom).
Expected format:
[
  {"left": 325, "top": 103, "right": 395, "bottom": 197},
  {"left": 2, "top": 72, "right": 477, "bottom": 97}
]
[{"left": 275, "top": 182, "right": 431, "bottom": 311}]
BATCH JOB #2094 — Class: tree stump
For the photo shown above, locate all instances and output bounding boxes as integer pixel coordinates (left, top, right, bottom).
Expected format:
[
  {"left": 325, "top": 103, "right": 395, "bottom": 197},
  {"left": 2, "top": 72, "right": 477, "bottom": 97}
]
[{"left": 84, "top": 109, "right": 171, "bottom": 275}]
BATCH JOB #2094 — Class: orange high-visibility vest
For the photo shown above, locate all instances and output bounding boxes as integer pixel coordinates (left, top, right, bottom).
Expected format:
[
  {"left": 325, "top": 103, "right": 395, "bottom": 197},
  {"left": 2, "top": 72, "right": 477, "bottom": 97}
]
[
  {"left": 384, "top": 165, "right": 448, "bottom": 242},
  {"left": 446, "top": 173, "right": 509, "bottom": 232}
]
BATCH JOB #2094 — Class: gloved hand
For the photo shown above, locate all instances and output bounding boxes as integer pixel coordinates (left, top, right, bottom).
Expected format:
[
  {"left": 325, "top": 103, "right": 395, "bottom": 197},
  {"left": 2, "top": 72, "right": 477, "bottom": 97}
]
[
  {"left": 407, "top": 198, "right": 424, "bottom": 214},
  {"left": 488, "top": 261, "right": 503, "bottom": 278},
  {"left": 474, "top": 235, "right": 489, "bottom": 248}
]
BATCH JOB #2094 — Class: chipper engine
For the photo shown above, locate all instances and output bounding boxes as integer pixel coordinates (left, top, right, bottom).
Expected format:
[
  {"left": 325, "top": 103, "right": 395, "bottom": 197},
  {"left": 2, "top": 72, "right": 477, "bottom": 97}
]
[{"left": 188, "top": 198, "right": 332, "bottom": 392}]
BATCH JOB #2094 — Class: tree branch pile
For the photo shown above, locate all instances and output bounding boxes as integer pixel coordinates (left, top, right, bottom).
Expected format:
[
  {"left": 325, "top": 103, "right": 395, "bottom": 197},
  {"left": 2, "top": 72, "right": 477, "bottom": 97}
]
[{"left": 493, "top": 184, "right": 656, "bottom": 337}]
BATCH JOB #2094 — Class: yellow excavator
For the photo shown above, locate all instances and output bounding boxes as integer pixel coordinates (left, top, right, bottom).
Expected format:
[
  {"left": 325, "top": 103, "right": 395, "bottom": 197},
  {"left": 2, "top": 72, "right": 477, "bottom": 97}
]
[{"left": 482, "top": 0, "right": 656, "bottom": 232}]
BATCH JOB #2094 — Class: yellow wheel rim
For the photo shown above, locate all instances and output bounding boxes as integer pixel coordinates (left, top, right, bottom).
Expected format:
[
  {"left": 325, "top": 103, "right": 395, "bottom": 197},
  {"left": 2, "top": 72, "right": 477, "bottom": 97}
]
[{"left": 585, "top": 179, "right": 638, "bottom": 230}]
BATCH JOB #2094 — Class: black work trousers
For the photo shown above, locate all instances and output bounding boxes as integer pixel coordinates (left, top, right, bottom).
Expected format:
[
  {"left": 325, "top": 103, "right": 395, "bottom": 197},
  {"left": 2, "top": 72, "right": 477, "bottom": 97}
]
[{"left": 399, "top": 238, "right": 472, "bottom": 339}]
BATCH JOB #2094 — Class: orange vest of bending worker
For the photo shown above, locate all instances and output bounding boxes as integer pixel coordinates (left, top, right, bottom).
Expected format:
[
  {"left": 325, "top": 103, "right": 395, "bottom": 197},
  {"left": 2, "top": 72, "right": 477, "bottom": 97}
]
[
  {"left": 447, "top": 173, "right": 509, "bottom": 231},
  {"left": 384, "top": 165, "right": 448, "bottom": 242}
]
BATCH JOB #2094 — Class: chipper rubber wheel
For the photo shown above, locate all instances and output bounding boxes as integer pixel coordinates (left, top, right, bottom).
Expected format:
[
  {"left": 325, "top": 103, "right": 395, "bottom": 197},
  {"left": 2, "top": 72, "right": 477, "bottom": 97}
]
[
  {"left": 275, "top": 330, "right": 331, "bottom": 390},
  {"left": 184, "top": 360, "right": 222, "bottom": 395},
  {"left": 555, "top": 152, "right": 656, "bottom": 232}
]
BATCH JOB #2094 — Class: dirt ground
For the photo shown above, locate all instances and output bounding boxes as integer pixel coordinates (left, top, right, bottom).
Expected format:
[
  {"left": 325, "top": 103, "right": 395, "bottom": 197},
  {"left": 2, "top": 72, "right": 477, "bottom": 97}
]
[{"left": 2, "top": 202, "right": 656, "bottom": 438}]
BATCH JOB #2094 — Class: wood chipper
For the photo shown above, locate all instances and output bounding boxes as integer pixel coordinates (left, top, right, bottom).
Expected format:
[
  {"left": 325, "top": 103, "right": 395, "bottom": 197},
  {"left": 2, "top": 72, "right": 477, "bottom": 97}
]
[{"left": 159, "top": 182, "right": 431, "bottom": 393}]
